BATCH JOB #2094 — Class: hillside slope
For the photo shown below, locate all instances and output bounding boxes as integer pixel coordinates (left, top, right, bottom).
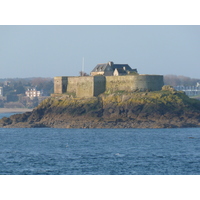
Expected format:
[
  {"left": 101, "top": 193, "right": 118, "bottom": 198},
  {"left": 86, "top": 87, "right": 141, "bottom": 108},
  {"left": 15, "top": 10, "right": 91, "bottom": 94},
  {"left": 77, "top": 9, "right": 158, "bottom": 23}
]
[{"left": 1, "top": 87, "right": 200, "bottom": 128}]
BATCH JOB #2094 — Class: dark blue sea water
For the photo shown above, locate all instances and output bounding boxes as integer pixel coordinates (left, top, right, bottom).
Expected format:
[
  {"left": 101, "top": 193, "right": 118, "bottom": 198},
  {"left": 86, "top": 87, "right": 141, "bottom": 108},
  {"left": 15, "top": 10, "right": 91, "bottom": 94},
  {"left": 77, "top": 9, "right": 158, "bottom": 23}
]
[{"left": 1, "top": 123, "right": 200, "bottom": 175}]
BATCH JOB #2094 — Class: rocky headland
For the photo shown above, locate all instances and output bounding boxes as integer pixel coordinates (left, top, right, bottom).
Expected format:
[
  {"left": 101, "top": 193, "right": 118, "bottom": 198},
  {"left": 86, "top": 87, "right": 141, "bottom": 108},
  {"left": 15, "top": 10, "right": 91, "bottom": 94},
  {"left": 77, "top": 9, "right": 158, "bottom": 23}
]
[{"left": 1, "top": 86, "right": 200, "bottom": 128}]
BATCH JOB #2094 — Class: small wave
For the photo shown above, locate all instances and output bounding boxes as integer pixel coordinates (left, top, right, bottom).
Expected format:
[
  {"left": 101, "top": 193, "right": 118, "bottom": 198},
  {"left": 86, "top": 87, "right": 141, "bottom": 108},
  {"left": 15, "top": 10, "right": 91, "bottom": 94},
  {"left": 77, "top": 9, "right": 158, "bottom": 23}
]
[{"left": 115, "top": 153, "right": 125, "bottom": 157}]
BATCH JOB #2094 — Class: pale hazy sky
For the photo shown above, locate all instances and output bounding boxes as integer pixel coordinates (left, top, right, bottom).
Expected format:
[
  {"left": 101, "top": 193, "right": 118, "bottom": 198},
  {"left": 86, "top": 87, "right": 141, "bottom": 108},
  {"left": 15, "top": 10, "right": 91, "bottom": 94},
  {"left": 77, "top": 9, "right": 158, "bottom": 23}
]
[{"left": 1, "top": 25, "right": 200, "bottom": 79}]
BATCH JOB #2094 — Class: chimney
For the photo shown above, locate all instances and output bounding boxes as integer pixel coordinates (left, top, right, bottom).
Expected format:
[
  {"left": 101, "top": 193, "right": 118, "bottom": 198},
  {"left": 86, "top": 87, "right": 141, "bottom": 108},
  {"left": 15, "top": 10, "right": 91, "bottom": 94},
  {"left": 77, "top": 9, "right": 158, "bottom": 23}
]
[{"left": 108, "top": 61, "right": 114, "bottom": 66}]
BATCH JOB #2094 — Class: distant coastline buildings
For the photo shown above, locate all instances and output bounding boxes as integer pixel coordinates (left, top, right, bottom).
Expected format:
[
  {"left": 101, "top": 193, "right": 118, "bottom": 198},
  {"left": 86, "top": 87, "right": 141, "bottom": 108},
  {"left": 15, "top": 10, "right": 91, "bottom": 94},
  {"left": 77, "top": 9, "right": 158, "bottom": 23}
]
[
  {"left": 0, "top": 79, "right": 51, "bottom": 108},
  {"left": 174, "top": 83, "right": 200, "bottom": 96},
  {"left": 0, "top": 87, "right": 3, "bottom": 97},
  {"left": 25, "top": 88, "right": 43, "bottom": 98}
]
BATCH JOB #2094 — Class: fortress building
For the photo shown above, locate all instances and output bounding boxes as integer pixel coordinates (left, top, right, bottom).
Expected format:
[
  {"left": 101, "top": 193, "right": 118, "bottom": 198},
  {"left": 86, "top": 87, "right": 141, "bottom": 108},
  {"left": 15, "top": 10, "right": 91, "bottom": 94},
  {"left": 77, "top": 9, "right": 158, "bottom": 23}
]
[{"left": 53, "top": 61, "right": 164, "bottom": 98}]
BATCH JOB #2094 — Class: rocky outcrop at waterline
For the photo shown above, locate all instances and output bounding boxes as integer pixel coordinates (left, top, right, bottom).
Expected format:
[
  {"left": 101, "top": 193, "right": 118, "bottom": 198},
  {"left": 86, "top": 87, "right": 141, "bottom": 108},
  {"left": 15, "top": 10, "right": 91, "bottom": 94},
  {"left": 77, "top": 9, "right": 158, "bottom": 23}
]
[{"left": 1, "top": 86, "right": 200, "bottom": 128}]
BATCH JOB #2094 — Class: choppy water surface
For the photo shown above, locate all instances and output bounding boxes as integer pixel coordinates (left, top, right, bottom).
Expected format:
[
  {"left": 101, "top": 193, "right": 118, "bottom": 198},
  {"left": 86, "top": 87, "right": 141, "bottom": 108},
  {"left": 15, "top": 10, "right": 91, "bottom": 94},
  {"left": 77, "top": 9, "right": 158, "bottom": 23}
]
[{"left": 1, "top": 127, "right": 200, "bottom": 175}]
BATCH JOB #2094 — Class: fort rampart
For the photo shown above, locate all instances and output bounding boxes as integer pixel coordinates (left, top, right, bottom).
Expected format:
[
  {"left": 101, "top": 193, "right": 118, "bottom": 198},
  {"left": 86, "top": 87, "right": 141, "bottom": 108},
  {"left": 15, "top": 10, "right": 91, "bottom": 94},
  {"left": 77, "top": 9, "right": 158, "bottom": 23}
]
[
  {"left": 54, "top": 75, "right": 164, "bottom": 98},
  {"left": 106, "top": 75, "right": 163, "bottom": 92}
]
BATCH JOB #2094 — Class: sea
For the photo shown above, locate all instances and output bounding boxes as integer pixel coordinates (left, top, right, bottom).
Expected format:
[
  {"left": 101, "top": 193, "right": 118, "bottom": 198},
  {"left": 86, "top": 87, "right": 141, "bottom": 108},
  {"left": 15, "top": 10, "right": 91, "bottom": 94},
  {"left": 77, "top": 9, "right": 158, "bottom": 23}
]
[{"left": 1, "top": 112, "right": 200, "bottom": 175}]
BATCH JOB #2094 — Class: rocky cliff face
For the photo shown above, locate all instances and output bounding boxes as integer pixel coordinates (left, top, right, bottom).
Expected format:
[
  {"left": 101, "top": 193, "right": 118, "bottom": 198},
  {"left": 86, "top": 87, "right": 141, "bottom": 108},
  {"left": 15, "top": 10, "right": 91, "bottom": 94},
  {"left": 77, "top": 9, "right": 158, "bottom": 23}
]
[{"left": 1, "top": 88, "right": 200, "bottom": 128}]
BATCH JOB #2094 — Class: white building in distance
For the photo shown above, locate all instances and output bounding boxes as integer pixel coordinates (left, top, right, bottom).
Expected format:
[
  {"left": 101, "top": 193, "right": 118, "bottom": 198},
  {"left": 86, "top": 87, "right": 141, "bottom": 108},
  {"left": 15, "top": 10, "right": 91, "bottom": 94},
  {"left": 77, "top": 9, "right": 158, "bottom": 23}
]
[
  {"left": 0, "top": 87, "right": 3, "bottom": 96},
  {"left": 25, "top": 88, "right": 42, "bottom": 98}
]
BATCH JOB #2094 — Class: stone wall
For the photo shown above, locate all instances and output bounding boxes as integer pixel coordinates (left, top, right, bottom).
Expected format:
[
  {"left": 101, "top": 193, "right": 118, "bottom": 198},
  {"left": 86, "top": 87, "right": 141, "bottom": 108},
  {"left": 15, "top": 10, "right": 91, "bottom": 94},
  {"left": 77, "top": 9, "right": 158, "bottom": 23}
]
[
  {"left": 54, "top": 77, "right": 68, "bottom": 94},
  {"left": 76, "top": 77, "right": 94, "bottom": 98},
  {"left": 54, "top": 74, "right": 164, "bottom": 97},
  {"left": 134, "top": 75, "right": 164, "bottom": 91},
  {"left": 76, "top": 76, "right": 106, "bottom": 98},
  {"left": 67, "top": 77, "right": 79, "bottom": 94},
  {"left": 105, "top": 75, "right": 163, "bottom": 92},
  {"left": 54, "top": 76, "right": 79, "bottom": 94},
  {"left": 94, "top": 76, "right": 106, "bottom": 96},
  {"left": 54, "top": 76, "right": 106, "bottom": 98},
  {"left": 106, "top": 76, "right": 135, "bottom": 92}
]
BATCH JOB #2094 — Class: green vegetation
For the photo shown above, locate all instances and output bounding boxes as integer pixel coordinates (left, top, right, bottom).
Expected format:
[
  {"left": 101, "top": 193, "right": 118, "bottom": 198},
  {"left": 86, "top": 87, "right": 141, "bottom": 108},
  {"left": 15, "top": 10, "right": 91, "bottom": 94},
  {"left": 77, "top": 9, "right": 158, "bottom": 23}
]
[
  {"left": 127, "top": 71, "right": 139, "bottom": 75},
  {"left": 39, "top": 88, "right": 200, "bottom": 119},
  {"left": 104, "top": 90, "right": 129, "bottom": 95},
  {"left": 1, "top": 87, "right": 200, "bottom": 128},
  {"left": 100, "top": 88, "right": 200, "bottom": 115}
]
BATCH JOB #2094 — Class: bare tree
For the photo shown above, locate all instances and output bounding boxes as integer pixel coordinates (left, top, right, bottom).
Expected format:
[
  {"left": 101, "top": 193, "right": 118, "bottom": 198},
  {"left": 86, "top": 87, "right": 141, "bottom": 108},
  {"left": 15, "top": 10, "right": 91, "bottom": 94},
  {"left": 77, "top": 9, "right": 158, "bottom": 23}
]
[
  {"left": 164, "top": 74, "right": 200, "bottom": 86},
  {"left": 79, "top": 71, "right": 89, "bottom": 76}
]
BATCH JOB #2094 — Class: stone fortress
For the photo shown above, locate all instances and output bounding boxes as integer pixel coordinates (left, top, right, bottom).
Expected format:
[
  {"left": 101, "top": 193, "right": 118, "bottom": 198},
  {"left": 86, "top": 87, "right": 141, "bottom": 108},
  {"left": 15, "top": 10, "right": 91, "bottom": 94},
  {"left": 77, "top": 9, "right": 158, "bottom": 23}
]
[{"left": 54, "top": 61, "right": 164, "bottom": 98}]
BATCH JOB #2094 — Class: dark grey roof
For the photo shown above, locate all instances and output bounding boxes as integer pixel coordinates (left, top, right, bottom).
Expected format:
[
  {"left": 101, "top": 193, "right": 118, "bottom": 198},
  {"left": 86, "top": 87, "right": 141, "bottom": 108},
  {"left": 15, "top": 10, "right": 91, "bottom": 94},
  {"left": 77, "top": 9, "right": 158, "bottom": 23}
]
[
  {"left": 91, "top": 63, "right": 108, "bottom": 72},
  {"left": 112, "top": 64, "right": 131, "bottom": 70},
  {"left": 91, "top": 62, "right": 137, "bottom": 73},
  {"left": 113, "top": 65, "right": 137, "bottom": 73}
]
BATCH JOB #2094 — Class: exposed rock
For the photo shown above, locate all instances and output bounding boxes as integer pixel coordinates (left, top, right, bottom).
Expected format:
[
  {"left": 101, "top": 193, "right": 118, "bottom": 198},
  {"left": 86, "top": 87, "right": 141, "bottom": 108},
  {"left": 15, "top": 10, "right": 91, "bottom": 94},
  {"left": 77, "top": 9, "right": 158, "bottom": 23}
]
[
  {"left": 1, "top": 90, "right": 200, "bottom": 128},
  {"left": 162, "top": 85, "right": 176, "bottom": 92}
]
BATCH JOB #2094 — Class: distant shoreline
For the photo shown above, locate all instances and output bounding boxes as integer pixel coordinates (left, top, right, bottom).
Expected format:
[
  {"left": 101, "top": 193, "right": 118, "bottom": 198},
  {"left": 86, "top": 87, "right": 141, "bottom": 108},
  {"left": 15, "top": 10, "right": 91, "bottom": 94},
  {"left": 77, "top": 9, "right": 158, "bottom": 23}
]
[{"left": 0, "top": 108, "right": 33, "bottom": 113}]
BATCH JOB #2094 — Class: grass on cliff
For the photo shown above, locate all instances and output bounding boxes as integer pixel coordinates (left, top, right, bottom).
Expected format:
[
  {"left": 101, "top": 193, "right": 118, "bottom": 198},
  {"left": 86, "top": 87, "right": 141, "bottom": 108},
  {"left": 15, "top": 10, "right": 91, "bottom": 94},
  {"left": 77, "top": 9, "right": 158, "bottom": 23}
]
[
  {"left": 36, "top": 95, "right": 102, "bottom": 116},
  {"left": 100, "top": 89, "right": 200, "bottom": 112},
  {"left": 37, "top": 89, "right": 200, "bottom": 117}
]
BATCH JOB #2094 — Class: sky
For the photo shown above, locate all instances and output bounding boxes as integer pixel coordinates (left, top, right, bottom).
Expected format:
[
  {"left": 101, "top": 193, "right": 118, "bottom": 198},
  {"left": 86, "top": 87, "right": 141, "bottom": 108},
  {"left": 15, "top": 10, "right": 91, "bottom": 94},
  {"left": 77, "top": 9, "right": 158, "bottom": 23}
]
[{"left": 0, "top": 25, "right": 200, "bottom": 79}]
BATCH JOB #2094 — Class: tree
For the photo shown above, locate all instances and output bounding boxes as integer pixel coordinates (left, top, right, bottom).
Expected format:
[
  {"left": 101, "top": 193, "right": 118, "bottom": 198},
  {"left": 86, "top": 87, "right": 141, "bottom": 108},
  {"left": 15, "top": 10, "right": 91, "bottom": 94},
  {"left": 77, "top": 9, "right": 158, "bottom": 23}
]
[
  {"left": 164, "top": 75, "right": 200, "bottom": 86},
  {"left": 79, "top": 71, "right": 89, "bottom": 76}
]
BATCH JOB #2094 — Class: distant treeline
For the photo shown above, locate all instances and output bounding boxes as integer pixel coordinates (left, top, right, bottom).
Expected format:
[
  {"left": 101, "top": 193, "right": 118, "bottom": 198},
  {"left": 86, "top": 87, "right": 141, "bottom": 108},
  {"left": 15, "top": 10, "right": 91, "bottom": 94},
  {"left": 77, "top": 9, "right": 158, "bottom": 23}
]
[
  {"left": 1, "top": 75, "right": 200, "bottom": 95},
  {"left": 0, "top": 77, "right": 53, "bottom": 96},
  {"left": 164, "top": 75, "right": 200, "bottom": 87}
]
